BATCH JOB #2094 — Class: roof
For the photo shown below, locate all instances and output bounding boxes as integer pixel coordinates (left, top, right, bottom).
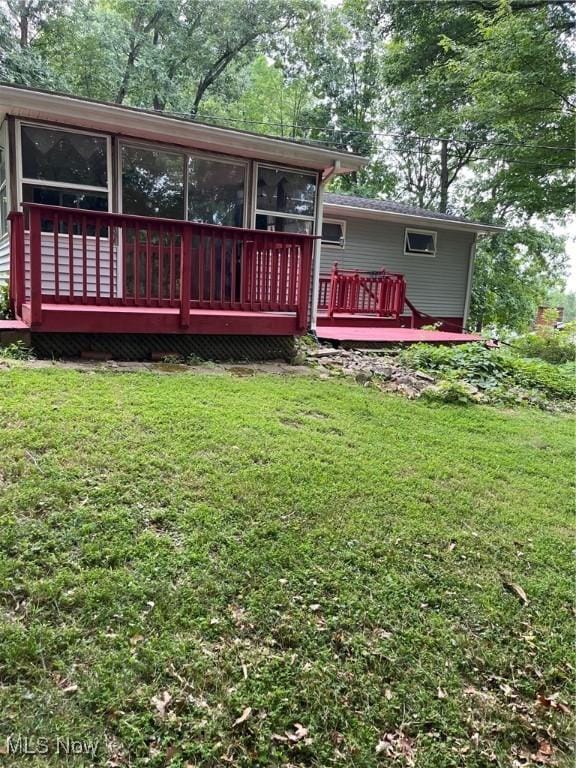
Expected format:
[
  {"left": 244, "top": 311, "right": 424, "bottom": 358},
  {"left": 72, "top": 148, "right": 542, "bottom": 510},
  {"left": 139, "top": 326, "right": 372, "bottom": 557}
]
[
  {"left": 0, "top": 83, "right": 367, "bottom": 175},
  {"left": 324, "top": 193, "right": 504, "bottom": 233}
]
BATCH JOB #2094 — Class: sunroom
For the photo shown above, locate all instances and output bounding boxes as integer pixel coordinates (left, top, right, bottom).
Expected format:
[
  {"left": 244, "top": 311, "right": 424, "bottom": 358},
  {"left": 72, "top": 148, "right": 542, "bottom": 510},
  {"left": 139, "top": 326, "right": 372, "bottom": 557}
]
[{"left": 0, "top": 85, "right": 365, "bottom": 338}]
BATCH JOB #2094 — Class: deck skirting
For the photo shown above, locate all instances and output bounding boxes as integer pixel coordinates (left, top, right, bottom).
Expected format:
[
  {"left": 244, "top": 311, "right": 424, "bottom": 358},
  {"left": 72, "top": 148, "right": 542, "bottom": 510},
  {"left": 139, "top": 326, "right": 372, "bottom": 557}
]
[{"left": 30, "top": 332, "right": 297, "bottom": 362}]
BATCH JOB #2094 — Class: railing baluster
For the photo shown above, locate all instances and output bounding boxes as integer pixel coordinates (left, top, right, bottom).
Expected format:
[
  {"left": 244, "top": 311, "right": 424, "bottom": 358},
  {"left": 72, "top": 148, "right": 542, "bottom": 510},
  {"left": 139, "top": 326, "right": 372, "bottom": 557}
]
[
  {"left": 53, "top": 214, "right": 60, "bottom": 302},
  {"left": 95, "top": 219, "right": 101, "bottom": 303},
  {"left": 68, "top": 213, "right": 74, "bottom": 301},
  {"left": 81, "top": 214, "right": 88, "bottom": 303}
]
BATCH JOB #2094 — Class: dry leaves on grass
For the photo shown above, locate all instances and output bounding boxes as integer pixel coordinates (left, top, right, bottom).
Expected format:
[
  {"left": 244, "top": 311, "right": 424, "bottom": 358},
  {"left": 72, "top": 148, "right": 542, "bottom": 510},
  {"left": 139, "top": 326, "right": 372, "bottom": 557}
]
[
  {"left": 151, "top": 690, "right": 172, "bottom": 719},
  {"left": 375, "top": 731, "right": 415, "bottom": 765},
  {"left": 536, "top": 692, "right": 571, "bottom": 715},
  {"left": 272, "top": 723, "right": 311, "bottom": 746},
  {"left": 232, "top": 707, "right": 252, "bottom": 728},
  {"left": 502, "top": 579, "right": 529, "bottom": 606}
]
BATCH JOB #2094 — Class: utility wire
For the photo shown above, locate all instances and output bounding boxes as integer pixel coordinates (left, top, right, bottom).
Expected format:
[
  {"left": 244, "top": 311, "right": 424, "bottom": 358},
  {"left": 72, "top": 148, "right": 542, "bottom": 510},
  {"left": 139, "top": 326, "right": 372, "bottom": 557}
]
[{"left": 186, "top": 111, "right": 575, "bottom": 153}]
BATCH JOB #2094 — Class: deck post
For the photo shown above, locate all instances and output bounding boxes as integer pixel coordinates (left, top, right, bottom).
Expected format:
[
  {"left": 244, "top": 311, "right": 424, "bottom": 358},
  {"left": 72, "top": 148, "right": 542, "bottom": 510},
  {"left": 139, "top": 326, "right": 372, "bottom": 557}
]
[
  {"left": 297, "top": 238, "right": 313, "bottom": 332},
  {"left": 180, "top": 225, "right": 191, "bottom": 327},
  {"left": 29, "top": 207, "right": 43, "bottom": 326}
]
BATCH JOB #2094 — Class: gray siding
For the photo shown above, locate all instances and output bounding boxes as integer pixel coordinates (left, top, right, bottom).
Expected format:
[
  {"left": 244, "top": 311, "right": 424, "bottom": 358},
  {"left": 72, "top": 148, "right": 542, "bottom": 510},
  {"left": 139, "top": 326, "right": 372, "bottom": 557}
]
[
  {"left": 0, "top": 236, "right": 8, "bottom": 283},
  {"left": 321, "top": 216, "right": 474, "bottom": 317}
]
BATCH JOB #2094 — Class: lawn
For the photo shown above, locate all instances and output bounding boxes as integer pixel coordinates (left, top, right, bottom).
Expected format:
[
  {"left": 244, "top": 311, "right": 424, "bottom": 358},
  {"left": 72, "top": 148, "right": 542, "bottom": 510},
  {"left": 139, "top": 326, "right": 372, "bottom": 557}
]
[{"left": 0, "top": 366, "right": 573, "bottom": 767}]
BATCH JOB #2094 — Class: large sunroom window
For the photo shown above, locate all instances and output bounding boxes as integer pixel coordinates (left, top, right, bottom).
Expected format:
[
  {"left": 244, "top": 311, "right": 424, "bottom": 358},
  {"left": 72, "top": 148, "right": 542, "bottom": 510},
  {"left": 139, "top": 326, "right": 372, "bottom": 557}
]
[
  {"left": 121, "top": 144, "right": 185, "bottom": 219},
  {"left": 188, "top": 156, "right": 246, "bottom": 227},
  {"left": 255, "top": 164, "right": 316, "bottom": 234}
]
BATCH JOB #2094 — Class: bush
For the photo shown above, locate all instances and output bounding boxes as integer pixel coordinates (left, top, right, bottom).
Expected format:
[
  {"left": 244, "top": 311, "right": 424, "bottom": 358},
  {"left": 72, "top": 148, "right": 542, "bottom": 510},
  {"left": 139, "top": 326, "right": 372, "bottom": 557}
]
[
  {"left": 0, "top": 282, "right": 12, "bottom": 320},
  {"left": 421, "top": 379, "right": 479, "bottom": 405},
  {"left": 511, "top": 321, "right": 576, "bottom": 364},
  {"left": 399, "top": 342, "right": 575, "bottom": 403},
  {"left": 0, "top": 341, "right": 35, "bottom": 360}
]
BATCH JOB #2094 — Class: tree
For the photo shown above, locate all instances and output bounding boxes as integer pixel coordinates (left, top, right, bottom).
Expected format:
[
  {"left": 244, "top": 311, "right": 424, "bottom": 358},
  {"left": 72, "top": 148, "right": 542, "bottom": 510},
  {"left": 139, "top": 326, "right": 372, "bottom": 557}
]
[{"left": 469, "top": 227, "right": 568, "bottom": 331}]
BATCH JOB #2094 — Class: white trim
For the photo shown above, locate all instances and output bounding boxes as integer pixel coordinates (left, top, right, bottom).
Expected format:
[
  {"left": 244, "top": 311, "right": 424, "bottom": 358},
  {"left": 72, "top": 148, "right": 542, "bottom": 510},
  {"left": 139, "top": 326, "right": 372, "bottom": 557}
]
[
  {"left": 0, "top": 85, "right": 367, "bottom": 174},
  {"left": 321, "top": 218, "right": 346, "bottom": 248},
  {"left": 463, "top": 233, "right": 478, "bottom": 328},
  {"left": 404, "top": 228, "right": 437, "bottom": 257},
  {"left": 323, "top": 202, "right": 505, "bottom": 234}
]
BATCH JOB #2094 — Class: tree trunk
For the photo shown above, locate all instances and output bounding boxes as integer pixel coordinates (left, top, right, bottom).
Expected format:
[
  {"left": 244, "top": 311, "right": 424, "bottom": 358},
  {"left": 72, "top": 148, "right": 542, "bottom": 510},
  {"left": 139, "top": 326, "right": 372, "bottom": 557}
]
[{"left": 439, "top": 139, "right": 449, "bottom": 213}]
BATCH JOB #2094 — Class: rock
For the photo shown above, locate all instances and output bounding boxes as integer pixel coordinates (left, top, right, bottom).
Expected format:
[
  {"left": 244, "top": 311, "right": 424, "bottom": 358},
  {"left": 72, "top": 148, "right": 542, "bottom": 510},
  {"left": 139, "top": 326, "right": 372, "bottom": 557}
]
[{"left": 355, "top": 371, "right": 373, "bottom": 384}]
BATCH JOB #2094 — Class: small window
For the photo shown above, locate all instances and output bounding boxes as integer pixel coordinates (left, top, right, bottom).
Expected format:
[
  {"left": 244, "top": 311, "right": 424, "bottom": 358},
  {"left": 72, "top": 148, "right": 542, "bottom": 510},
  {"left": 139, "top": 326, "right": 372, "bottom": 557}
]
[
  {"left": 404, "top": 228, "right": 437, "bottom": 256},
  {"left": 255, "top": 214, "right": 313, "bottom": 234},
  {"left": 322, "top": 219, "right": 345, "bottom": 248},
  {"left": 256, "top": 165, "right": 316, "bottom": 218}
]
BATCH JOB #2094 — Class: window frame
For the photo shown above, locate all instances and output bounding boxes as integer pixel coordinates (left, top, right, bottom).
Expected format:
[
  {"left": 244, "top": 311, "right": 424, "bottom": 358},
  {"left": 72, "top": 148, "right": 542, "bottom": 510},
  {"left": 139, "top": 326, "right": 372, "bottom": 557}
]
[
  {"left": 404, "top": 227, "right": 437, "bottom": 257},
  {"left": 252, "top": 162, "right": 318, "bottom": 232},
  {"left": 118, "top": 139, "right": 249, "bottom": 228},
  {"left": 0, "top": 138, "right": 7, "bottom": 240},
  {"left": 16, "top": 120, "right": 112, "bottom": 210},
  {"left": 321, "top": 218, "right": 346, "bottom": 249}
]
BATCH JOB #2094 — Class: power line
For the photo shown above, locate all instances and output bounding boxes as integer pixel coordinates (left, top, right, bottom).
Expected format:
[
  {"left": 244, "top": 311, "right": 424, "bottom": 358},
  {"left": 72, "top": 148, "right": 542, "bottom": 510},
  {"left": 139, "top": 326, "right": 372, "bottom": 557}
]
[{"left": 188, "top": 110, "right": 575, "bottom": 153}]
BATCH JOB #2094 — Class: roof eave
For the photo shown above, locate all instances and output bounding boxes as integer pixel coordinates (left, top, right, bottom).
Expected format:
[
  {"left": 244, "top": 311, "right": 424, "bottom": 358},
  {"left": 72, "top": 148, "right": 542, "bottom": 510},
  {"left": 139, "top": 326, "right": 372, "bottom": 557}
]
[
  {"left": 324, "top": 202, "right": 505, "bottom": 234},
  {"left": 0, "top": 84, "right": 368, "bottom": 174}
]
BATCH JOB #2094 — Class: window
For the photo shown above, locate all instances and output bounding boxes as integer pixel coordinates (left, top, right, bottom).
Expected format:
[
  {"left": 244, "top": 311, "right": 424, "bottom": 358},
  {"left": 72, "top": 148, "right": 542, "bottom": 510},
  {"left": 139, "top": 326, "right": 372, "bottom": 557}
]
[
  {"left": 21, "top": 124, "right": 107, "bottom": 188},
  {"left": 188, "top": 156, "right": 246, "bottom": 227},
  {"left": 0, "top": 144, "right": 7, "bottom": 239},
  {"left": 121, "top": 144, "right": 185, "bottom": 219},
  {"left": 404, "top": 228, "right": 437, "bottom": 256},
  {"left": 255, "top": 164, "right": 316, "bottom": 233},
  {"left": 19, "top": 123, "right": 110, "bottom": 221},
  {"left": 322, "top": 219, "right": 346, "bottom": 248}
]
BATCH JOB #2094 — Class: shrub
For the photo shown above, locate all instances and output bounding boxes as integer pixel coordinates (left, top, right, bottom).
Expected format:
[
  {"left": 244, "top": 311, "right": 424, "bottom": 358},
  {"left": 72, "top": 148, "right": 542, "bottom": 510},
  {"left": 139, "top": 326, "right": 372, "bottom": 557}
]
[
  {"left": 421, "top": 379, "right": 479, "bottom": 405},
  {"left": 399, "top": 342, "right": 575, "bottom": 404},
  {"left": 511, "top": 321, "right": 576, "bottom": 364},
  {"left": 0, "top": 283, "right": 12, "bottom": 320},
  {"left": 0, "top": 341, "right": 35, "bottom": 360}
]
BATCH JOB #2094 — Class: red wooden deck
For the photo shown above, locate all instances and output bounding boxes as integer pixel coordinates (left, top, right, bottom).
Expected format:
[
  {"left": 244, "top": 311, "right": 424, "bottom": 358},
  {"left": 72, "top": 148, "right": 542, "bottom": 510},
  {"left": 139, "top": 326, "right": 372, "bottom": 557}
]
[
  {"left": 316, "top": 325, "right": 481, "bottom": 344},
  {"left": 9, "top": 204, "right": 314, "bottom": 336}
]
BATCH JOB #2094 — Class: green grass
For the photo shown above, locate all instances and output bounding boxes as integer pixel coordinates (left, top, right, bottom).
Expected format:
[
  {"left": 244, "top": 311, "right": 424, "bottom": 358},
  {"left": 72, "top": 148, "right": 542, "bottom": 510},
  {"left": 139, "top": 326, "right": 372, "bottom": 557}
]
[{"left": 0, "top": 367, "right": 573, "bottom": 767}]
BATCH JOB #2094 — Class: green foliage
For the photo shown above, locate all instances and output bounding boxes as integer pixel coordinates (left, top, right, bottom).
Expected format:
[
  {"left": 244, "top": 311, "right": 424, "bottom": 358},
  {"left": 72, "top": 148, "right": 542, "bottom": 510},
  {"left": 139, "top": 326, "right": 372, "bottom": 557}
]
[
  {"left": 421, "top": 378, "right": 478, "bottom": 405},
  {"left": 400, "top": 342, "right": 576, "bottom": 402},
  {"left": 469, "top": 227, "right": 568, "bottom": 332},
  {"left": 0, "top": 340, "right": 35, "bottom": 360},
  {"left": 512, "top": 321, "right": 576, "bottom": 364},
  {"left": 0, "top": 282, "right": 12, "bottom": 320},
  {"left": 547, "top": 287, "right": 576, "bottom": 322}
]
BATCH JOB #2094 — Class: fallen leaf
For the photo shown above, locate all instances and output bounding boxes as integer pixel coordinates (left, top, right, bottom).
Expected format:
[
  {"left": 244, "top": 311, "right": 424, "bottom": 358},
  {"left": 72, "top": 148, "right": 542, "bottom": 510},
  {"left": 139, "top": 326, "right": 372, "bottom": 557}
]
[
  {"left": 502, "top": 580, "right": 529, "bottom": 606},
  {"left": 375, "top": 732, "right": 415, "bottom": 765},
  {"left": 448, "top": 540, "right": 457, "bottom": 551},
  {"left": 309, "top": 604, "right": 321, "bottom": 612},
  {"left": 437, "top": 687, "right": 448, "bottom": 699},
  {"left": 151, "top": 690, "right": 172, "bottom": 718},
  {"left": 233, "top": 706, "right": 252, "bottom": 727},
  {"left": 384, "top": 688, "right": 394, "bottom": 700},
  {"left": 285, "top": 723, "right": 309, "bottom": 743},
  {"left": 62, "top": 684, "right": 78, "bottom": 695},
  {"left": 130, "top": 634, "right": 144, "bottom": 647},
  {"left": 533, "top": 740, "right": 553, "bottom": 764},
  {"left": 536, "top": 692, "right": 571, "bottom": 715}
]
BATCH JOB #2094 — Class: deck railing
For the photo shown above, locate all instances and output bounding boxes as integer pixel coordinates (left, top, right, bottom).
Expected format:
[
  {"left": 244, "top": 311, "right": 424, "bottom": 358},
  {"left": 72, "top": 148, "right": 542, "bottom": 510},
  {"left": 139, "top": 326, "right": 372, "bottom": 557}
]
[
  {"left": 13, "top": 203, "right": 315, "bottom": 330},
  {"left": 321, "top": 263, "right": 406, "bottom": 318}
]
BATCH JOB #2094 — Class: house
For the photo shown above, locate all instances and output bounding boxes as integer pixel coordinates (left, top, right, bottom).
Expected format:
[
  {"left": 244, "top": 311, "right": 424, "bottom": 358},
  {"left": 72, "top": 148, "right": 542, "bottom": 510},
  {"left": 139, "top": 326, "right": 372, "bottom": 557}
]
[
  {"left": 0, "top": 83, "right": 364, "bottom": 358},
  {"left": 0, "top": 84, "right": 500, "bottom": 358},
  {"left": 315, "top": 194, "right": 502, "bottom": 342}
]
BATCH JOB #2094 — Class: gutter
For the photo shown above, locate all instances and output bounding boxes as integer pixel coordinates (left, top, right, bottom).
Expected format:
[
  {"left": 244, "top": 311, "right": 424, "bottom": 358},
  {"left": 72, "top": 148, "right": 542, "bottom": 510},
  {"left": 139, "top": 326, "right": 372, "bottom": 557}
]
[
  {"left": 0, "top": 84, "right": 368, "bottom": 174},
  {"left": 323, "top": 202, "right": 504, "bottom": 235}
]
